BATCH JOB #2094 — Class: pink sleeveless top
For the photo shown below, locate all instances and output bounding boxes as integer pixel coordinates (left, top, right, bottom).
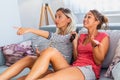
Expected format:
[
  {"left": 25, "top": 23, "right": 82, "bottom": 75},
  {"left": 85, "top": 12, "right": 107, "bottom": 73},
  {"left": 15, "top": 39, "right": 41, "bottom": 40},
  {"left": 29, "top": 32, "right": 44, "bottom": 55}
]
[{"left": 72, "top": 32, "right": 109, "bottom": 78}]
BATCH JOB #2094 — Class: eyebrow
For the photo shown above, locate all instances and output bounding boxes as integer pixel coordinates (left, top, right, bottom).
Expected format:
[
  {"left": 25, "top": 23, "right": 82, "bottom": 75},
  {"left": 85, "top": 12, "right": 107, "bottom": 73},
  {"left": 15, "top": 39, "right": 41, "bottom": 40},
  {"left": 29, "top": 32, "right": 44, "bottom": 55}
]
[{"left": 85, "top": 12, "right": 91, "bottom": 15}]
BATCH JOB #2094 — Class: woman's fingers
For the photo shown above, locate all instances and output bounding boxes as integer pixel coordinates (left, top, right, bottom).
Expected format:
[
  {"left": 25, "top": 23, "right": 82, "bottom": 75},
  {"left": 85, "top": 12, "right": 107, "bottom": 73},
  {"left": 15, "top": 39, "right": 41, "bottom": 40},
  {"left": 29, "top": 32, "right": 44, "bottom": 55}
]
[
  {"left": 36, "top": 48, "right": 40, "bottom": 53},
  {"left": 90, "top": 35, "right": 100, "bottom": 46},
  {"left": 17, "top": 28, "right": 24, "bottom": 35},
  {"left": 13, "top": 26, "right": 23, "bottom": 35},
  {"left": 36, "top": 48, "right": 41, "bottom": 57},
  {"left": 15, "top": 27, "right": 30, "bottom": 35}
]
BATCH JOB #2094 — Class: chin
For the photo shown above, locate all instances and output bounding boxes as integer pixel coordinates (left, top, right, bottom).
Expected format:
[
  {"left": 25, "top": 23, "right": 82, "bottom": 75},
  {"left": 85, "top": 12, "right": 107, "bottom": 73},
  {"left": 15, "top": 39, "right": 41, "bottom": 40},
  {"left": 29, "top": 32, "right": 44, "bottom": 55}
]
[
  {"left": 83, "top": 25, "right": 87, "bottom": 28},
  {"left": 57, "top": 25, "right": 62, "bottom": 28},
  {"left": 56, "top": 25, "right": 60, "bottom": 28}
]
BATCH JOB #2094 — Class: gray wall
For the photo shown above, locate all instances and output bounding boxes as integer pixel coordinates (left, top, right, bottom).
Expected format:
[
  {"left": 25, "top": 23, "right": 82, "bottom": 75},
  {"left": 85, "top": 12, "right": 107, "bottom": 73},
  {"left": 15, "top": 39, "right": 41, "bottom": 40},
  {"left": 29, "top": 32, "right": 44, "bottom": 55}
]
[
  {"left": 17, "top": 0, "right": 120, "bottom": 40},
  {"left": 75, "top": 13, "right": 120, "bottom": 25},
  {"left": 0, "top": 0, "right": 23, "bottom": 46},
  {"left": 18, "top": 0, "right": 120, "bottom": 26}
]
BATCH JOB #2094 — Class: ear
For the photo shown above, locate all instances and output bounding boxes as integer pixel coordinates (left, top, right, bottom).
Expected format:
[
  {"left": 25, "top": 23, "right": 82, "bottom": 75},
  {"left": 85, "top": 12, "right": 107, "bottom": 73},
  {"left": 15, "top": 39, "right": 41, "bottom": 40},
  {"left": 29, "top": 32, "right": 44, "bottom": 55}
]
[
  {"left": 67, "top": 18, "right": 71, "bottom": 23},
  {"left": 95, "top": 20, "right": 100, "bottom": 25}
]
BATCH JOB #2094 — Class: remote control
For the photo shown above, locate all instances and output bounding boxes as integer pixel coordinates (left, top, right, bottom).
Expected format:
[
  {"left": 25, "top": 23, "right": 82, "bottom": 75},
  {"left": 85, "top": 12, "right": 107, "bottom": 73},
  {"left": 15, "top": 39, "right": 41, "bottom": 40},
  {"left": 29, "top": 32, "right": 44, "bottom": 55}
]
[{"left": 70, "top": 34, "right": 76, "bottom": 42}]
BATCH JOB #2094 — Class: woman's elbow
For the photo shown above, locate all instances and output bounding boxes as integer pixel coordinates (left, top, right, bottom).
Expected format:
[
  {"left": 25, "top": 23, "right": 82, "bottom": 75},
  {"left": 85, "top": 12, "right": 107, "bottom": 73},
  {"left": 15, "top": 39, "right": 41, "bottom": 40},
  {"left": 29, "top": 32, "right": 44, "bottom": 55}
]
[
  {"left": 95, "top": 58, "right": 104, "bottom": 65},
  {"left": 95, "top": 60, "right": 102, "bottom": 65}
]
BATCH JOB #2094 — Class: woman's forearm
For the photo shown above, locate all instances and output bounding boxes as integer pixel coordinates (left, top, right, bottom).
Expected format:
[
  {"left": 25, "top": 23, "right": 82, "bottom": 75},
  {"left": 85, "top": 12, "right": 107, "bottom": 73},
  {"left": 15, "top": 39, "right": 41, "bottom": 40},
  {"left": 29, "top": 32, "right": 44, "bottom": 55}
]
[
  {"left": 92, "top": 37, "right": 109, "bottom": 65},
  {"left": 92, "top": 45, "right": 104, "bottom": 65},
  {"left": 72, "top": 41, "right": 78, "bottom": 60},
  {"left": 17, "top": 27, "right": 50, "bottom": 39},
  {"left": 30, "top": 28, "right": 49, "bottom": 39}
]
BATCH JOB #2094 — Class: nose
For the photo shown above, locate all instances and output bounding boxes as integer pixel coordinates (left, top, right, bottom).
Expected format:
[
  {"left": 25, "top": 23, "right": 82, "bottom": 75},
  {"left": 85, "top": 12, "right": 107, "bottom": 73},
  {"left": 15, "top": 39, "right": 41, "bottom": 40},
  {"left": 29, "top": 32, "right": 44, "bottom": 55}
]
[
  {"left": 83, "top": 17, "right": 88, "bottom": 22},
  {"left": 55, "top": 18, "right": 59, "bottom": 23},
  {"left": 83, "top": 19, "right": 86, "bottom": 23}
]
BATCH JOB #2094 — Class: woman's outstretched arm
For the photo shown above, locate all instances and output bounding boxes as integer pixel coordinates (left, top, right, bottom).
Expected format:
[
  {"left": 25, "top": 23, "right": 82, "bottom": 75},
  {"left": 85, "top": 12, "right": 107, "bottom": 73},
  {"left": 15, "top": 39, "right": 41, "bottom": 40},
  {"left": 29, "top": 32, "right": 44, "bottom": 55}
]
[{"left": 15, "top": 27, "right": 50, "bottom": 39}]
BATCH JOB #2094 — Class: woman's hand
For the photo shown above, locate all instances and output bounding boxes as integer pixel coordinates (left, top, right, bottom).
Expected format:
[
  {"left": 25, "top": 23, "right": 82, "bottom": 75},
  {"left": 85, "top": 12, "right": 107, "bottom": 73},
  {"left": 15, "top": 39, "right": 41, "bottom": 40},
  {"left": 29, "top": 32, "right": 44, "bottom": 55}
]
[
  {"left": 14, "top": 27, "right": 32, "bottom": 35},
  {"left": 71, "top": 32, "right": 79, "bottom": 44},
  {"left": 35, "top": 48, "right": 41, "bottom": 57},
  {"left": 90, "top": 35, "right": 100, "bottom": 48}
]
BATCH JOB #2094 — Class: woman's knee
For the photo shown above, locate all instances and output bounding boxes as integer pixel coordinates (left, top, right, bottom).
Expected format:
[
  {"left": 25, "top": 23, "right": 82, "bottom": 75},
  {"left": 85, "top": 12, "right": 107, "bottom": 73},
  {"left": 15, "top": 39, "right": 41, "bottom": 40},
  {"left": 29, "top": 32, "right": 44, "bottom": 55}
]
[{"left": 23, "top": 56, "right": 36, "bottom": 62}]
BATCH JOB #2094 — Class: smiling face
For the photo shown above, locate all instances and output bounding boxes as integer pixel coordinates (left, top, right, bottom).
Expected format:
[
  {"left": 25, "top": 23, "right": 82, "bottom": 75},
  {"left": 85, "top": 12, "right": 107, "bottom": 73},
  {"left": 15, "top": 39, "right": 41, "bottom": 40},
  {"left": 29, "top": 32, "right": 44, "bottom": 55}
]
[
  {"left": 55, "top": 10, "right": 71, "bottom": 30},
  {"left": 83, "top": 11, "right": 99, "bottom": 29}
]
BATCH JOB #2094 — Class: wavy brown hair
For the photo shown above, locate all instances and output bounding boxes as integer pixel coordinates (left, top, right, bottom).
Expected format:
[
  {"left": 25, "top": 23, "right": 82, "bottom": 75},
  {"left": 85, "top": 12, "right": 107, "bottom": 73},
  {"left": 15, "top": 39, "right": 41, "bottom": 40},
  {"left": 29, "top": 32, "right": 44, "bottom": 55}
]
[{"left": 90, "top": 10, "right": 109, "bottom": 30}]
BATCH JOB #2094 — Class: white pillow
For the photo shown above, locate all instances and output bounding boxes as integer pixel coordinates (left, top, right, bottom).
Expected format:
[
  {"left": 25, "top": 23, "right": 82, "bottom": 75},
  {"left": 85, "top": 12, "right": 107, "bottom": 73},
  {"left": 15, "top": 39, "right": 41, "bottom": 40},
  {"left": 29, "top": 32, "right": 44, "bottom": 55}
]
[{"left": 104, "top": 39, "right": 120, "bottom": 78}]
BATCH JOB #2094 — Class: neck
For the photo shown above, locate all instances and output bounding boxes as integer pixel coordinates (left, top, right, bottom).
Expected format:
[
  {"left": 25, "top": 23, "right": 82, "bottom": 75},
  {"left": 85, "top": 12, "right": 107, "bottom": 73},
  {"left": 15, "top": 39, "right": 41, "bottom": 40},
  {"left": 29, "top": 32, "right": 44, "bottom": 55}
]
[
  {"left": 60, "top": 26, "right": 67, "bottom": 35},
  {"left": 88, "top": 28, "right": 98, "bottom": 38}
]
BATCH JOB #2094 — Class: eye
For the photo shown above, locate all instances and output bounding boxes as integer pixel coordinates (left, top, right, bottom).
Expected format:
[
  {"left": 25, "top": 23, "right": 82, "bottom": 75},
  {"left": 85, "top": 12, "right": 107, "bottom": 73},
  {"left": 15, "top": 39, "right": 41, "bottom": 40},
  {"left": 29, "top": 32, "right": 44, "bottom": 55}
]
[
  {"left": 88, "top": 16, "right": 91, "bottom": 19},
  {"left": 55, "top": 15, "right": 62, "bottom": 19},
  {"left": 84, "top": 15, "right": 91, "bottom": 19},
  {"left": 58, "top": 15, "right": 62, "bottom": 18}
]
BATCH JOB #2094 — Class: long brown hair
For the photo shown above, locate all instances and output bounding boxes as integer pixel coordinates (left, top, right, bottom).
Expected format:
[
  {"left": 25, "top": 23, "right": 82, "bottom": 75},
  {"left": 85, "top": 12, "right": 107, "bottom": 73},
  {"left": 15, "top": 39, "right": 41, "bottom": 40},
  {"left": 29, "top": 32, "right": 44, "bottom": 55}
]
[{"left": 90, "top": 10, "right": 109, "bottom": 30}]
